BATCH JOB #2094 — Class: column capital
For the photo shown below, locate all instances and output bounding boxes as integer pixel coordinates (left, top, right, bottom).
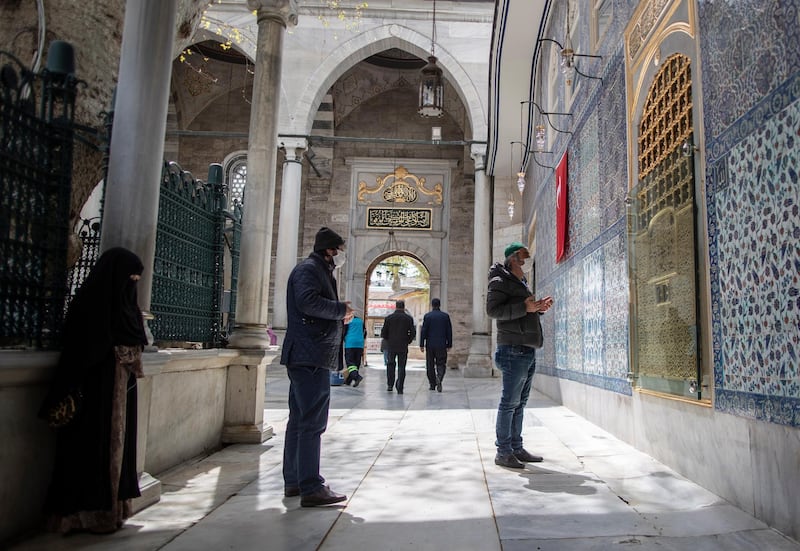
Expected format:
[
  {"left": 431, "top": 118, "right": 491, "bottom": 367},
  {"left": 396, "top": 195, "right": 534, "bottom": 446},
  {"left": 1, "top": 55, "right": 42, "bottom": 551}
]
[
  {"left": 247, "top": 0, "right": 298, "bottom": 27},
  {"left": 280, "top": 137, "right": 308, "bottom": 162},
  {"left": 470, "top": 144, "right": 487, "bottom": 171}
]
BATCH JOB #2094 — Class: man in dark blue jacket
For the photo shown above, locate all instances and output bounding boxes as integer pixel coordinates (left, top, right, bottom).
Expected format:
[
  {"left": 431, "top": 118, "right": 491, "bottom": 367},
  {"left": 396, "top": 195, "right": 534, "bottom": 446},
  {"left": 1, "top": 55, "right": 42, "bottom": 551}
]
[
  {"left": 419, "top": 298, "right": 452, "bottom": 392},
  {"left": 380, "top": 300, "right": 416, "bottom": 394},
  {"left": 281, "top": 227, "right": 353, "bottom": 507}
]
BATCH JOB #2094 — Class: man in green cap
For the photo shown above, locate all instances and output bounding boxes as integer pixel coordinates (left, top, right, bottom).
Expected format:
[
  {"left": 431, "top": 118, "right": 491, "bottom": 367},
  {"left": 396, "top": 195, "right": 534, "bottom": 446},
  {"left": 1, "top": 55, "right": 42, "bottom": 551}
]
[{"left": 486, "top": 241, "right": 553, "bottom": 469}]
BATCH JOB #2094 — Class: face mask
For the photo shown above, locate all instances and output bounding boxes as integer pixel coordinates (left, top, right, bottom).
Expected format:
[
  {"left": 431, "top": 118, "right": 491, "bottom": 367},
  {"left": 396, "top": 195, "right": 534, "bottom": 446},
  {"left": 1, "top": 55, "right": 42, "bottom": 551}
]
[{"left": 333, "top": 251, "right": 347, "bottom": 267}]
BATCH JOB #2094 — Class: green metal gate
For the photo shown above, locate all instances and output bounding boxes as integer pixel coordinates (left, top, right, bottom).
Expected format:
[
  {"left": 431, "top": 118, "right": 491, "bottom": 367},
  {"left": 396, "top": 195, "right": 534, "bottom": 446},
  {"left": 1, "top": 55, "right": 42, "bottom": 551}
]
[{"left": 0, "top": 50, "right": 77, "bottom": 349}]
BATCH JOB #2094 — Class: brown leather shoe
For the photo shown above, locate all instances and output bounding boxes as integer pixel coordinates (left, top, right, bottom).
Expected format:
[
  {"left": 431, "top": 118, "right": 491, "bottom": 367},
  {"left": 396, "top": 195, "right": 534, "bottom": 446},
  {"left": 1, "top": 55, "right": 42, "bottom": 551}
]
[{"left": 300, "top": 485, "right": 347, "bottom": 507}]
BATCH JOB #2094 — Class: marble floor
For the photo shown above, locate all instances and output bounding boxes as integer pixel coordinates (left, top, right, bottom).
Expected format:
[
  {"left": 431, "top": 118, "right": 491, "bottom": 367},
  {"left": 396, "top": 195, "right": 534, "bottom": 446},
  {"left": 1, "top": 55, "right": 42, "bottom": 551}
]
[{"left": 11, "top": 356, "right": 800, "bottom": 551}]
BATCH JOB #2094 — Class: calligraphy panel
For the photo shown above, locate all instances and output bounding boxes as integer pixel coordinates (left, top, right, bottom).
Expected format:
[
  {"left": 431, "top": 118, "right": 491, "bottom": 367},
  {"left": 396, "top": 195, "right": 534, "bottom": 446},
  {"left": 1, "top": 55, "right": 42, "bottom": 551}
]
[{"left": 366, "top": 208, "right": 432, "bottom": 230}]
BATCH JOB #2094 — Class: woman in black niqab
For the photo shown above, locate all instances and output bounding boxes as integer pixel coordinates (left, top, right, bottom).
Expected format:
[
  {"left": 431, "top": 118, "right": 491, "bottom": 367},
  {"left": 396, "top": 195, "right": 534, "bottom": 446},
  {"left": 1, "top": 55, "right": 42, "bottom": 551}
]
[{"left": 40, "top": 247, "right": 148, "bottom": 534}]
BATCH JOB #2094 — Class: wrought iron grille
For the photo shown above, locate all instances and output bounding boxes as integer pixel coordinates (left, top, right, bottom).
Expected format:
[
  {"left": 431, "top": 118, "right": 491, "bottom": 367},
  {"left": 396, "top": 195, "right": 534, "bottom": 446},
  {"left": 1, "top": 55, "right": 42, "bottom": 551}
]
[
  {"left": 628, "top": 52, "right": 701, "bottom": 399},
  {"left": 224, "top": 202, "right": 243, "bottom": 337},
  {"left": 66, "top": 217, "right": 102, "bottom": 304},
  {"left": 150, "top": 162, "right": 226, "bottom": 347},
  {"left": 0, "top": 51, "right": 77, "bottom": 349}
]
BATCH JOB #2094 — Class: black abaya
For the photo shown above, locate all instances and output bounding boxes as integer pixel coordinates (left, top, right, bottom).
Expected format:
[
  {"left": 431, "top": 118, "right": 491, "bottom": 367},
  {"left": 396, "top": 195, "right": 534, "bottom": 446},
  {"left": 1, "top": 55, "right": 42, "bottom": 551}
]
[{"left": 40, "top": 247, "right": 148, "bottom": 533}]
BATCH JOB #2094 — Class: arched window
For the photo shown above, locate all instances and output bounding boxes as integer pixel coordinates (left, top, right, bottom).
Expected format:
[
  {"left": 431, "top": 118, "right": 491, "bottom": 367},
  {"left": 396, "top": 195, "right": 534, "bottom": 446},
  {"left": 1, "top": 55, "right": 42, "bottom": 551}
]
[{"left": 224, "top": 153, "right": 247, "bottom": 206}]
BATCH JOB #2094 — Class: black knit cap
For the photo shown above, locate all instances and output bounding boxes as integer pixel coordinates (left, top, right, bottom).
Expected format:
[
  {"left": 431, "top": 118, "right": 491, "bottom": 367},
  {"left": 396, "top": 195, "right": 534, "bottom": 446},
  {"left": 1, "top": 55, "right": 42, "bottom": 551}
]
[{"left": 313, "top": 227, "right": 345, "bottom": 252}]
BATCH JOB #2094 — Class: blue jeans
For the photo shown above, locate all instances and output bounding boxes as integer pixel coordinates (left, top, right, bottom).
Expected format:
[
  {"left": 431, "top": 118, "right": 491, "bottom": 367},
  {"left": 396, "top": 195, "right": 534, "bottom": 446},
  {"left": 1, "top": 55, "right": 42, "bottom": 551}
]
[
  {"left": 283, "top": 365, "right": 331, "bottom": 495},
  {"left": 494, "top": 345, "right": 536, "bottom": 455}
]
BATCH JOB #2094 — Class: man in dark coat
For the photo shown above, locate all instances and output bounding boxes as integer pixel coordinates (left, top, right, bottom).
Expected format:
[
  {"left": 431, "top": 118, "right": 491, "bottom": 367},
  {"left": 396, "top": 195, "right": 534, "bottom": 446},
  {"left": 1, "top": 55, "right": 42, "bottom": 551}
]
[
  {"left": 419, "top": 297, "right": 452, "bottom": 392},
  {"left": 486, "top": 241, "right": 553, "bottom": 469},
  {"left": 281, "top": 227, "right": 353, "bottom": 507},
  {"left": 380, "top": 300, "right": 416, "bottom": 394}
]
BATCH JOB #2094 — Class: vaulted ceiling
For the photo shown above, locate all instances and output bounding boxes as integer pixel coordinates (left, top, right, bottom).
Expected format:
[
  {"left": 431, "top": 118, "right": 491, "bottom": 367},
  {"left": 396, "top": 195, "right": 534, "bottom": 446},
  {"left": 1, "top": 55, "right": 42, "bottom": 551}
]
[{"left": 486, "top": 0, "right": 550, "bottom": 179}]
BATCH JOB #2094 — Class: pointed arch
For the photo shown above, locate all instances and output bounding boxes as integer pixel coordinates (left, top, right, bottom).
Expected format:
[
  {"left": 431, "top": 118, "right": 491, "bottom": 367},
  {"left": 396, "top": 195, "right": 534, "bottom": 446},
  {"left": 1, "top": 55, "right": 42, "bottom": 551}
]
[{"left": 283, "top": 24, "right": 487, "bottom": 142}]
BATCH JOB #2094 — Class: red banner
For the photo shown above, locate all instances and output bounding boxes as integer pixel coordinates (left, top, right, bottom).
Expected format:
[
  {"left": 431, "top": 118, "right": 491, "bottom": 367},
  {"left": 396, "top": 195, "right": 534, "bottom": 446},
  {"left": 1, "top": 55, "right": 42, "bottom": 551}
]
[{"left": 556, "top": 152, "right": 568, "bottom": 262}]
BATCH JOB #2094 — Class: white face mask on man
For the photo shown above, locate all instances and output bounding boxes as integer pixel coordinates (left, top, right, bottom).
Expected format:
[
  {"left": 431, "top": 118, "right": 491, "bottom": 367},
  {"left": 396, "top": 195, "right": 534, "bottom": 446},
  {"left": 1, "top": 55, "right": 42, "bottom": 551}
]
[{"left": 333, "top": 251, "right": 347, "bottom": 267}]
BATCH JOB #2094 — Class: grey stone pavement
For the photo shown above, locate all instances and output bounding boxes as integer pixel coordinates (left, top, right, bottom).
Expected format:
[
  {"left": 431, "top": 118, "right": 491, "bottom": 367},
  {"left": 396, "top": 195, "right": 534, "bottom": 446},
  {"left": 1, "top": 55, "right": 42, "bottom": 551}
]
[{"left": 12, "top": 355, "right": 800, "bottom": 551}]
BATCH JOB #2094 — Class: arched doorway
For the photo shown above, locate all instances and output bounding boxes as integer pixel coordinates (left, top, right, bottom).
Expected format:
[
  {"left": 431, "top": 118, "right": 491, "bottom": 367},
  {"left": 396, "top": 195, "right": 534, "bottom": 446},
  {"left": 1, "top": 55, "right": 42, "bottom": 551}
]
[{"left": 363, "top": 253, "right": 430, "bottom": 361}]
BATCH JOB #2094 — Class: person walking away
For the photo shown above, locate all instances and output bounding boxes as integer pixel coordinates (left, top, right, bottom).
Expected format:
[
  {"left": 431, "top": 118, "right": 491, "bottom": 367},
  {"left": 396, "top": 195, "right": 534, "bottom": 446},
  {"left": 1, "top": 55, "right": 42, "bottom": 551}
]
[
  {"left": 380, "top": 337, "right": 389, "bottom": 368},
  {"left": 39, "top": 247, "right": 148, "bottom": 534},
  {"left": 343, "top": 313, "right": 366, "bottom": 386},
  {"left": 380, "top": 300, "right": 415, "bottom": 394},
  {"left": 281, "top": 227, "right": 354, "bottom": 506},
  {"left": 486, "top": 241, "right": 553, "bottom": 469},
  {"left": 419, "top": 298, "right": 452, "bottom": 392}
]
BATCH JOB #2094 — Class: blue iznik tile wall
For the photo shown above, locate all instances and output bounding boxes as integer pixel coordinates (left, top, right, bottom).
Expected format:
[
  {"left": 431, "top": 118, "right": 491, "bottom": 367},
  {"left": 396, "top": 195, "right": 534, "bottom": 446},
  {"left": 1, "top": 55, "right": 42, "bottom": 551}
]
[
  {"left": 698, "top": 1, "right": 800, "bottom": 141},
  {"left": 536, "top": 50, "right": 631, "bottom": 396},
  {"left": 700, "top": 0, "right": 800, "bottom": 426}
]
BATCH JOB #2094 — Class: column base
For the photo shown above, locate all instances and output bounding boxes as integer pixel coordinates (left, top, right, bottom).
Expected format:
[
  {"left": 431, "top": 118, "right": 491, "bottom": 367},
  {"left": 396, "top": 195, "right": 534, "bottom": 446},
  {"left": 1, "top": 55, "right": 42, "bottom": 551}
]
[
  {"left": 222, "top": 423, "right": 274, "bottom": 444},
  {"left": 464, "top": 333, "right": 493, "bottom": 378},
  {"left": 228, "top": 325, "right": 270, "bottom": 349},
  {"left": 131, "top": 472, "right": 161, "bottom": 513}
]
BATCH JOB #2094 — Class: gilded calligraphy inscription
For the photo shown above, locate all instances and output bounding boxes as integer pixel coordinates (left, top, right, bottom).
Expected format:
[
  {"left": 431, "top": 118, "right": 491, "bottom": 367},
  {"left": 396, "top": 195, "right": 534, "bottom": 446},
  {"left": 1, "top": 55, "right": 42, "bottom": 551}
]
[
  {"left": 357, "top": 165, "right": 443, "bottom": 204},
  {"left": 366, "top": 208, "right": 432, "bottom": 229}
]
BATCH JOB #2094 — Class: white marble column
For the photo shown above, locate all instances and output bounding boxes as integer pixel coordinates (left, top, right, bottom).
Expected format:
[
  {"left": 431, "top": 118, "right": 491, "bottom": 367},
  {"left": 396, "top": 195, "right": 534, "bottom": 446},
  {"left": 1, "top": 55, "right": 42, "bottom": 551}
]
[
  {"left": 272, "top": 138, "right": 307, "bottom": 331},
  {"left": 464, "top": 145, "right": 493, "bottom": 377},
  {"left": 99, "top": 0, "right": 178, "bottom": 509},
  {"left": 222, "top": 0, "right": 296, "bottom": 445},
  {"left": 100, "top": 0, "right": 177, "bottom": 324},
  {"left": 228, "top": 0, "right": 298, "bottom": 349}
]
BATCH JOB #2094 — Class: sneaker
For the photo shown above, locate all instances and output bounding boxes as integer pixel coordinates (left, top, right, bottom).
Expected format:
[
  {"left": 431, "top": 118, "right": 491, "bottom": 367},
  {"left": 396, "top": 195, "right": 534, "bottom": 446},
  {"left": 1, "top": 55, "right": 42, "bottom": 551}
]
[
  {"left": 494, "top": 453, "right": 525, "bottom": 469},
  {"left": 513, "top": 449, "right": 543, "bottom": 463},
  {"left": 352, "top": 374, "right": 362, "bottom": 387}
]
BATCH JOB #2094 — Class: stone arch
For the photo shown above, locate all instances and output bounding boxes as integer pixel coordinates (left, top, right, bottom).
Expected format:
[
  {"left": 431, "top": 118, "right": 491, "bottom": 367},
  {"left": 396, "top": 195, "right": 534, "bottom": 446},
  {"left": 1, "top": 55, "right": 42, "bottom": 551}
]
[
  {"left": 285, "top": 24, "right": 486, "bottom": 142},
  {"left": 345, "top": 237, "right": 442, "bottom": 327},
  {"left": 362, "top": 240, "right": 438, "bottom": 282},
  {"left": 171, "top": 38, "right": 256, "bottom": 129}
]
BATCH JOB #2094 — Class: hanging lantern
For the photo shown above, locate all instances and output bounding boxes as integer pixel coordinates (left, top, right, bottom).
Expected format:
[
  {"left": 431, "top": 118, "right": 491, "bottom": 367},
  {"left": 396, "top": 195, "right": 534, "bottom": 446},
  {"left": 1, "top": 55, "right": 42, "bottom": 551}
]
[
  {"left": 535, "top": 124, "right": 547, "bottom": 151},
  {"left": 561, "top": 2, "right": 577, "bottom": 85},
  {"left": 418, "top": 56, "right": 444, "bottom": 117},
  {"left": 419, "top": 0, "right": 444, "bottom": 117}
]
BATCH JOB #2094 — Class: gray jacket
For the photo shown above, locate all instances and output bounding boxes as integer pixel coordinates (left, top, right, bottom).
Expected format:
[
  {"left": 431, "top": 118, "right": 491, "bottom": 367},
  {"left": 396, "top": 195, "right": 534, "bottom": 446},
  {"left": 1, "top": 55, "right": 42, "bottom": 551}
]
[{"left": 485, "top": 262, "right": 543, "bottom": 348}]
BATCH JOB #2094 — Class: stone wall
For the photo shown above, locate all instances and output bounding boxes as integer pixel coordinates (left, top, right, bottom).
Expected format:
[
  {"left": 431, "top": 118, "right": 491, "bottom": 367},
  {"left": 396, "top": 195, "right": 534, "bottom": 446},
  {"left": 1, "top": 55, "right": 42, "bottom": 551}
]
[
  {"left": 0, "top": 0, "right": 208, "bottom": 231},
  {"left": 328, "top": 85, "right": 475, "bottom": 365},
  {"left": 0, "top": 348, "right": 275, "bottom": 545}
]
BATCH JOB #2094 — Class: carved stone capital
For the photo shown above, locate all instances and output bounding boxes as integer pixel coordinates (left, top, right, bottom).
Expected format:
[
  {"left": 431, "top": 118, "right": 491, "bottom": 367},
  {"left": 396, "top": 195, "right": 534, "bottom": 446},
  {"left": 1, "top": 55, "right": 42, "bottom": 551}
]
[
  {"left": 470, "top": 144, "right": 487, "bottom": 171},
  {"left": 280, "top": 137, "right": 308, "bottom": 161},
  {"left": 247, "top": 0, "right": 298, "bottom": 28}
]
